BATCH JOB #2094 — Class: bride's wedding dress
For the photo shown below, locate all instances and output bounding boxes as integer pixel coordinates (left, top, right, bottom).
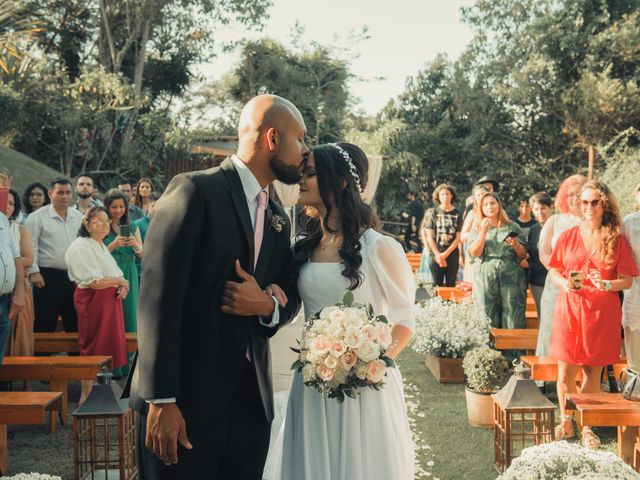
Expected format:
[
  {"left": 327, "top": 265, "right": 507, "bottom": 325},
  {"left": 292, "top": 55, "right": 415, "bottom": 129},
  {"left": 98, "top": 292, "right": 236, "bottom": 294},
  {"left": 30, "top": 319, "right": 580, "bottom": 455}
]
[{"left": 264, "top": 229, "right": 416, "bottom": 480}]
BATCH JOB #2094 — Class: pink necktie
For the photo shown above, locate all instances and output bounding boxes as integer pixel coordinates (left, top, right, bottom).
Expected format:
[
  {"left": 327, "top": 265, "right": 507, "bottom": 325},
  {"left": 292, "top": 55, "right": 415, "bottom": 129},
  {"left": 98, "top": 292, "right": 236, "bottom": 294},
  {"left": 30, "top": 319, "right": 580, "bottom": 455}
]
[{"left": 254, "top": 191, "right": 268, "bottom": 269}]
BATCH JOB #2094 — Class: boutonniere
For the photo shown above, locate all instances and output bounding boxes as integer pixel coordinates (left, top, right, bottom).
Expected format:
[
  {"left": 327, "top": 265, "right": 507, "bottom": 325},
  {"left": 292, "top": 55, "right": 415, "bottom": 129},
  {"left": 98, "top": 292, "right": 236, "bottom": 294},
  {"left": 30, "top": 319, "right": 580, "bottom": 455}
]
[{"left": 270, "top": 214, "right": 286, "bottom": 233}]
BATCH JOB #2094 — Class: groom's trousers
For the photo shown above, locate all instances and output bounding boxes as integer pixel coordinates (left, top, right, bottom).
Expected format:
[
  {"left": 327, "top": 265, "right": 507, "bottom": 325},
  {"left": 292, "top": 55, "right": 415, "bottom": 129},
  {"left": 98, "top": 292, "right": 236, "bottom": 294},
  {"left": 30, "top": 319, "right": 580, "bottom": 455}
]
[{"left": 136, "top": 359, "right": 272, "bottom": 479}]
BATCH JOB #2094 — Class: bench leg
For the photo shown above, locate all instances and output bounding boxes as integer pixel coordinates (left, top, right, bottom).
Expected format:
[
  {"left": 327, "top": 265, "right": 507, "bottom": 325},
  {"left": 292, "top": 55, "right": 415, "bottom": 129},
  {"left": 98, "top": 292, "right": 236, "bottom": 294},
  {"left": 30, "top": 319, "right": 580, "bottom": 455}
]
[
  {"left": 0, "top": 424, "right": 7, "bottom": 475},
  {"left": 50, "top": 380, "right": 68, "bottom": 426},
  {"left": 618, "top": 426, "right": 638, "bottom": 465}
]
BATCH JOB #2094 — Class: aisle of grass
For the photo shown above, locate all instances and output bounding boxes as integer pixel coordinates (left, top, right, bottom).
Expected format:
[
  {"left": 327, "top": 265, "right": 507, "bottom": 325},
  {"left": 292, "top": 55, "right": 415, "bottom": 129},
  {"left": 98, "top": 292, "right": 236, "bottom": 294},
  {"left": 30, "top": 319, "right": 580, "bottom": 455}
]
[{"left": 398, "top": 348, "right": 496, "bottom": 480}]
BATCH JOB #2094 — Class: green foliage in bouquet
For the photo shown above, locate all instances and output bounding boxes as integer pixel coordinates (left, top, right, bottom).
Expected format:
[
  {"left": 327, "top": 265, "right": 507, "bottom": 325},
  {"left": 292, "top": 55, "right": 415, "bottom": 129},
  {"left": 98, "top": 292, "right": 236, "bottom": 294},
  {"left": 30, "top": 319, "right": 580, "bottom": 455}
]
[{"left": 462, "top": 347, "right": 508, "bottom": 393}]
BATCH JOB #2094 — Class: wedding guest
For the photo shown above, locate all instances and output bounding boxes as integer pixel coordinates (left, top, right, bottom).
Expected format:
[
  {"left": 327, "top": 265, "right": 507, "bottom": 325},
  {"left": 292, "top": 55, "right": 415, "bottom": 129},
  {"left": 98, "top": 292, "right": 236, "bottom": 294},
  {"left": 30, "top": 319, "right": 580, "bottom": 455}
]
[
  {"left": 65, "top": 206, "right": 129, "bottom": 403},
  {"left": 463, "top": 175, "right": 499, "bottom": 219},
  {"left": 527, "top": 192, "right": 553, "bottom": 317},
  {"left": 461, "top": 184, "right": 490, "bottom": 283},
  {"left": 403, "top": 191, "right": 424, "bottom": 252},
  {"left": 622, "top": 203, "right": 640, "bottom": 374},
  {"left": 4, "top": 189, "right": 35, "bottom": 356},
  {"left": 117, "top": 180, "right": 143, "bottom": 221},
  {"left": 514, "top": 197, "right": 536, "bottom": 237},
  {"left": 26, "top": 178, "right": 83, "bottom": 333},
  {"left": 22, "top": 182, "right": 50, "bottom": 220},
  {"left": 468, "top": 193, "right": 527, "bottom": 346},
  {"left": 549, "top": 180, "right": 637, "bottom": 448},
  {"left": 133, "top": 192, "right": 159, "bottom": 281},
  {"left": 425, "top": 183, "right": 462, "bottom": 286},
  {"left": 103, "top": 189, "right": 143, "bottom": 377},
  {"left": 535, "top": 174, "right": 586, "bottom": 357},
  {"left": 134, "top": 178, "right": 155, "bottom": 216},
  {"left": 418, "top": 208, "right": 434, "bottom": 284},
  {"left": 73, "top": 174, "right": 102, "bottom": 214}
]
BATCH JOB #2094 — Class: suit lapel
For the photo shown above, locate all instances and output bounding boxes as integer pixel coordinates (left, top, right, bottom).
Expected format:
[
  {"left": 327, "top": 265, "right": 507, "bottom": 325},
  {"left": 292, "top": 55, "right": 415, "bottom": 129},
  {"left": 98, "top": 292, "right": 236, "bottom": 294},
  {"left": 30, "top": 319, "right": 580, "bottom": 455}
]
[{"left": 221, "top": 158, "right": 255, "bottom": 273}]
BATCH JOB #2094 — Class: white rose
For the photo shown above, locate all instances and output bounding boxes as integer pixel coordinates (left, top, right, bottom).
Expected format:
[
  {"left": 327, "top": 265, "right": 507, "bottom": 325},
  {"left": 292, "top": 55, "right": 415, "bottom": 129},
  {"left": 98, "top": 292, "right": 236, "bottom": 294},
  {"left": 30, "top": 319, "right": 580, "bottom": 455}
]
[
  {"left": 366, "top": 359, "right": 388, "bottom": 383},
  {"left": 328, "top": 308, "right": 346, "bottom": 323},
  {"left": 356, "top": 342, "right": 380, "bottom": 362},
  {"left": 344, "top": 328, "right": 363, "bottom": 348},
  {"left": 324, "top": 355, "right": 338, "bottom": 369},
  {"left": 344, "top": 313, "right": 364, "bottom": 331},
  {"left": 302, "top": 363, "right": 316, "bottom": 382},
  {"left": 359, "top": 324, "right": 376, "bottom": 341},
  {"left": 317, "top": 364, "right": 334, "bottom": 382},
  {"left": 376, "top": 323, "right": 392, "bottom": 349},
  {"left": 355, "top": 362, "right": 368, "bottom": 380},
  {"left": 309, "top": 337, "right": 330, "bottom": 356},
  {"left": 320, "top": 306, "right": 340, "bottom": 320}
]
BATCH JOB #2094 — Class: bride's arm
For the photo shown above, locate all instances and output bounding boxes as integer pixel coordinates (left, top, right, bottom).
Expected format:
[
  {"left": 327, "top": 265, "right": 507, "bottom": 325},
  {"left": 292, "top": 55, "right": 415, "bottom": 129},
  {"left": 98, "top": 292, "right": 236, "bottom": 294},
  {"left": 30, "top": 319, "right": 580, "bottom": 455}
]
[{"left": 370, "top": 235, "right": 417, "bottom": 358}]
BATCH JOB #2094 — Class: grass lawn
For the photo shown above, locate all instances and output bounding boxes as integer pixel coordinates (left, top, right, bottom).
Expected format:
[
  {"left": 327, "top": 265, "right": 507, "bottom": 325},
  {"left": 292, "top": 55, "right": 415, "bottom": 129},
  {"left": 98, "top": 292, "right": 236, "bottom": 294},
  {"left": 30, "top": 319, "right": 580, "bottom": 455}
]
[{"left": 398, "top": 349, "right": 620, "bottom": 480}]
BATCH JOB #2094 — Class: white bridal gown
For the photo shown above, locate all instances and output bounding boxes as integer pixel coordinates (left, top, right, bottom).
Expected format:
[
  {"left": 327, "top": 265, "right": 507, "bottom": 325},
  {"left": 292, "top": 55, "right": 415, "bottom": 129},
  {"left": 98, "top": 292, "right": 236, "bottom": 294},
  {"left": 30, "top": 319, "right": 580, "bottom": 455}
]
[{"left": 265, "top": 229, "right": 416, "bottom": 480}]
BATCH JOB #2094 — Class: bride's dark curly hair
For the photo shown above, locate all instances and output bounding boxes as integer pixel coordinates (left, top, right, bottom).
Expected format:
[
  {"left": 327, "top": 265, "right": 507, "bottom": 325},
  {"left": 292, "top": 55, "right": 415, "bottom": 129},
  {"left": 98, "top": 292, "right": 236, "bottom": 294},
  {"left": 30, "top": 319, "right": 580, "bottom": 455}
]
[{"left": 293, "top": 142, "right": 378, "bottom": 290}]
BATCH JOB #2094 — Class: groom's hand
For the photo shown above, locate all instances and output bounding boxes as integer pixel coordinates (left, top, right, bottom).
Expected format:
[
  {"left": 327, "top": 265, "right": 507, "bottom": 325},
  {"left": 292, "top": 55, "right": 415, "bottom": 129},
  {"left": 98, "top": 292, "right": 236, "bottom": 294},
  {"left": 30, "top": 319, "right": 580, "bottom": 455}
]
[
  {"left": 221, "top": 260, "right": 276, "bottom": 317},
  {"left": 146, "top": 403, "right": 192, "bottom": 465}
]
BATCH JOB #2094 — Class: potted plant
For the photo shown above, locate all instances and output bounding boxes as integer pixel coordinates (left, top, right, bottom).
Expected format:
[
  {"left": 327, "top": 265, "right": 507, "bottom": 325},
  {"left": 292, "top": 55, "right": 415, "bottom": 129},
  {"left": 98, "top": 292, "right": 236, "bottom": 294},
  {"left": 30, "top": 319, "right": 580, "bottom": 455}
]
[
  {"left": 412, "top": 297, "right": 491, "bottom": 383},
  {"left": 462, "top": 347, "right": 508, "bottom": 427}
]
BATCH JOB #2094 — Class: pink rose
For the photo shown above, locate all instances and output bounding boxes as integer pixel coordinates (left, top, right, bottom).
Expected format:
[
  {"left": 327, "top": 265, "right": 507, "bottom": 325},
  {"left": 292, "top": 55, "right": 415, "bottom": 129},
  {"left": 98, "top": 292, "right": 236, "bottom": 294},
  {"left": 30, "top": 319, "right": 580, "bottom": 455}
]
[
  {"left": 376, "top": 323, "right": 392, "bottom": 349},
  {"left": 309, "top": 337, "right": 330, "bottom": 356},
  {"left": 317, "top": 364, "right": 335, "bottom": 382},
  {"left": 339, "top": 351, "right": 358, "bottom": 371},
  {"left": 366, "top": 359, "right": 388, "bottom": 383},
  {"left": 330, "top": 340, "right": 347, "bottom": 358},
  {"left": 360, "top": 324, "right": 376, "bottom": 341}
]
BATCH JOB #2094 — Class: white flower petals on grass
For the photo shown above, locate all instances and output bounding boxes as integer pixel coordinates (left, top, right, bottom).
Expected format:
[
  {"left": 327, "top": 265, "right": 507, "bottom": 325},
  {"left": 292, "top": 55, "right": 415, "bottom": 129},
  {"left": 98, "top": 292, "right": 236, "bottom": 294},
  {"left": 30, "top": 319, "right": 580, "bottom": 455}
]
[{"left": 404, "top": 380, "right": 435, "bottom": 479}]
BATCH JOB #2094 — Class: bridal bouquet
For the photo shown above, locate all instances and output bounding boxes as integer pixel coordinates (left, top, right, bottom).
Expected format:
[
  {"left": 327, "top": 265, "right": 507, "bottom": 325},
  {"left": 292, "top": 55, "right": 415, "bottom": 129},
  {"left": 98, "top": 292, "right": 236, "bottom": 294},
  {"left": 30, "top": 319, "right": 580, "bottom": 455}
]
[{"left": 291, "top": 292, "right": 395, "bottom": 402}]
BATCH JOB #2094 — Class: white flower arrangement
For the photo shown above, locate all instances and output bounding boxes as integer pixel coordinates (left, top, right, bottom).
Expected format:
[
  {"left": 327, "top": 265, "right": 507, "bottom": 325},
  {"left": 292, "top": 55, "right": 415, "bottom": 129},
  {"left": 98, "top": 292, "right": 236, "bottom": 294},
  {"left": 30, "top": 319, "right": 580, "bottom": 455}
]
[
  {"left": 292, "top": 292, "right": 395, "bottom": 402},
  {"left": 411, "top": 297, "right": 491, "bottom": 358},
  {"left": 498, "top": 441, "right": 640, "bottom": 480},
  {"left": 4, "top": 474, "right": 62, "bottom": 480}
]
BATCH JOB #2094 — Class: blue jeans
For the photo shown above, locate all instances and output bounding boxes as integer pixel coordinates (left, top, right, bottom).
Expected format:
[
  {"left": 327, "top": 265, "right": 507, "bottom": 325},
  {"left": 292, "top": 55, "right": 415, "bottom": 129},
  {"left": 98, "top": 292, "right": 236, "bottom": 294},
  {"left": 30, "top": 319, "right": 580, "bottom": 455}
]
[{"left": 0, "top": 295, "right": 12, "bottom": 365}]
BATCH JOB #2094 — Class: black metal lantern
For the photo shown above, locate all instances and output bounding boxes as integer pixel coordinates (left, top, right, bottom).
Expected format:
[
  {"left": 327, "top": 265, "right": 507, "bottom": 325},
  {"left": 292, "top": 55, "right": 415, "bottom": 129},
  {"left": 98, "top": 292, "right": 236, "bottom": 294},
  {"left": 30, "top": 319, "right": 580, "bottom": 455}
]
[
  {"left": 493, "top": 362, "right": 556, "bottom": 473},
  {"left": 72, "top": 367, "right": 137, "bottom": 480}
]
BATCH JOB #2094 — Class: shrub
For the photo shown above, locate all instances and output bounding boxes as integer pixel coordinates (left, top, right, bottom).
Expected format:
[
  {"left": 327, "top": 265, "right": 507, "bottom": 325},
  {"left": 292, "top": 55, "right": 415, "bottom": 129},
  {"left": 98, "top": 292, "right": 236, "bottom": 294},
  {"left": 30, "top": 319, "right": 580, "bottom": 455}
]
[{"left": 462, "top": 347, "right": 508, "bottom": 392}]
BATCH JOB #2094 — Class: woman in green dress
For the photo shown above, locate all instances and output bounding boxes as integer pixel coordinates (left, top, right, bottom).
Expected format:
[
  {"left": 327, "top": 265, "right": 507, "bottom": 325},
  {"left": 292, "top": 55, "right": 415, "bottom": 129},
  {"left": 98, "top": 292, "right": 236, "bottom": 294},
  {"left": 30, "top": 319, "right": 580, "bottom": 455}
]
[
  {"left": 103, "top": 189, "right": 143, "bottom": 377},
  {"left": 468, "top": 192, "right": 527, "bottom": 338}
]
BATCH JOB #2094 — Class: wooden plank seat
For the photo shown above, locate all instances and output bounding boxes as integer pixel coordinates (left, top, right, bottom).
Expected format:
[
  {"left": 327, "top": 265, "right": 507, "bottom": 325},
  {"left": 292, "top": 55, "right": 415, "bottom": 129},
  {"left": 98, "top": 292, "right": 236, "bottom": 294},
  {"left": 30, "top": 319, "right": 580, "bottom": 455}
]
[
  {"left": 566, "top": 393, "right": 640, "bottom": 469},
  {"left": 406, "top": 253, "right": 422, "bottom": 272},
  {"left": 0, "top": 391, "right": 63, "bottom": 475},
  {"left": 34, "top": 332, "right": 138, "bottom": 354},
  {"left": 0, "top": 356, "right": 112, "bottom": 426},
  {"left": 435, "top": 286, "right": 471, "bottom": 303},
  {"left": 490, "top": 328, "right": 538, "bottom": 351},
  {"left": 521, "top": 355, "right": 627, "bottom": 382}
]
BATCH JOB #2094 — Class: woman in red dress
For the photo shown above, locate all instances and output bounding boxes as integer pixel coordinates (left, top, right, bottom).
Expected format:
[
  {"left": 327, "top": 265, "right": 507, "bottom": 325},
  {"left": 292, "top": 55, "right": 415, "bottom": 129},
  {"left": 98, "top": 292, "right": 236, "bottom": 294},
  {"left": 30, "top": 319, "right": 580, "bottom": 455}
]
[
  {"left": 549, "top": 180, "right": 638, "bottom": 448},
  {"left": 65, "top": 206, "right": 130, "bottom": 404}
]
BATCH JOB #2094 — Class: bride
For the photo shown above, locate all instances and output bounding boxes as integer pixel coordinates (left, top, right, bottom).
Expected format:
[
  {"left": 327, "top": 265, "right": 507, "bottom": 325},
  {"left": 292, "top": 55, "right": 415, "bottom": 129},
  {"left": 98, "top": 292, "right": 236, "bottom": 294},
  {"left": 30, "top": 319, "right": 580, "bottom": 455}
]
[{"left": 265, "top": 142, "right": 416, "bottom": 479}]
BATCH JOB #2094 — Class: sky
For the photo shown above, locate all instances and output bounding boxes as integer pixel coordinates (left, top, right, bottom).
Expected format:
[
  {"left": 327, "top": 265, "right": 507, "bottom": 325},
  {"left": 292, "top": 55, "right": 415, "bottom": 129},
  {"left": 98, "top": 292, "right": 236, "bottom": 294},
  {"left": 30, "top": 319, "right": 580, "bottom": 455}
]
[{"left": 198, "top": 0, "right": 477, "bottom": 116}]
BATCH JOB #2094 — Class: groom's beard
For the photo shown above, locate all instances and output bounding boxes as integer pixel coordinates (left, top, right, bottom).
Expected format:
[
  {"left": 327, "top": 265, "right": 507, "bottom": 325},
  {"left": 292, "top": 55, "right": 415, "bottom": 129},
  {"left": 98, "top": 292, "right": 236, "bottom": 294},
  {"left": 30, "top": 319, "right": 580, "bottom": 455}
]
[
  {"left": 77, "top": 192, "right": 93, "bottom": 199},
  {"left": 270, "top": 154, "right": 302, "bottom": 185}
]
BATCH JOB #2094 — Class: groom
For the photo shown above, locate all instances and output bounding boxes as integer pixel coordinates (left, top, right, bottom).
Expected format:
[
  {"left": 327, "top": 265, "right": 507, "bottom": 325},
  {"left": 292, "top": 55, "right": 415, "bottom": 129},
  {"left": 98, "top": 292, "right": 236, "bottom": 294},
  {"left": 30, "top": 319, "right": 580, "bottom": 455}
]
[{"left": 125, "top": 95, "right": 308, "bottom": 479}]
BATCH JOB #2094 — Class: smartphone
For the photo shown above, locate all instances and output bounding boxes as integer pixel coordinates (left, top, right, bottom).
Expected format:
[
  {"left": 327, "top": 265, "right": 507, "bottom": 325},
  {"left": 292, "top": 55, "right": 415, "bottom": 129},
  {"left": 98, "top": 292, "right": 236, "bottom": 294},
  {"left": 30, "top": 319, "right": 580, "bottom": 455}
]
[
  {"left": 569, "top": 271, "right": 583, "bottom": 290},
  {"left": 120, "top": 224, "right": 131, "bottom": 237},
  {"left": 503, "top": 231, "right": 519, "bottom": 242}
]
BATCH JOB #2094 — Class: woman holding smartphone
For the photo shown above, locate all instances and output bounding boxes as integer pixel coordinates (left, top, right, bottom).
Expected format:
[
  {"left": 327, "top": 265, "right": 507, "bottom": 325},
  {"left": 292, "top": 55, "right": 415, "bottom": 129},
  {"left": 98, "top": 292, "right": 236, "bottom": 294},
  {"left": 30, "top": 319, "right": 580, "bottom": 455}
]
[
  {"left": 468, "top": 192, "right": 527, "bottom": 342},
  {"left": 103, "top": 189, "right": 143, "bottom": 377},
  {"left": 549, "top": 180, "right": 637, "bottom": 448}
]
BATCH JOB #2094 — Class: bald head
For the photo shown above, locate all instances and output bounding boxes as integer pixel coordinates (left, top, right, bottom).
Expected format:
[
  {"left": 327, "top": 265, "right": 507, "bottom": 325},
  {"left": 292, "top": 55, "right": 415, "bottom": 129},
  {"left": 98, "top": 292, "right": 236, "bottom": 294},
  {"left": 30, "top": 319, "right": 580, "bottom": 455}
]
[{"left": 237, "top": 95, "right": 304, "bottom": 149}]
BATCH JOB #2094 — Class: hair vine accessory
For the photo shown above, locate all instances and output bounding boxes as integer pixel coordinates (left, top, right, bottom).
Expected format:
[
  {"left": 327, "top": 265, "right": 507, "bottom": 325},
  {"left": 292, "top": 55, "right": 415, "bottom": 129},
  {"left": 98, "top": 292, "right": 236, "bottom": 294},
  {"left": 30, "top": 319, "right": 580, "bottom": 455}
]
[{"left": 329, "top": 143, "right": 363, "bottom": 194}]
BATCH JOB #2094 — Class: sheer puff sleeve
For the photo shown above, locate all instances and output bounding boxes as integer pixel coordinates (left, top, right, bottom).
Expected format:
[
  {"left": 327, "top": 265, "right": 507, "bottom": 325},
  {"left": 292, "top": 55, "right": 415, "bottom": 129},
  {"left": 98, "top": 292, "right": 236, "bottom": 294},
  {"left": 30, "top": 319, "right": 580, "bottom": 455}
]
[
  {"left": 65, "top": 237, "right": 124, "bottom": 287},
  {"left": 368, "top": 235, "right": 417, "bottom": 331}
]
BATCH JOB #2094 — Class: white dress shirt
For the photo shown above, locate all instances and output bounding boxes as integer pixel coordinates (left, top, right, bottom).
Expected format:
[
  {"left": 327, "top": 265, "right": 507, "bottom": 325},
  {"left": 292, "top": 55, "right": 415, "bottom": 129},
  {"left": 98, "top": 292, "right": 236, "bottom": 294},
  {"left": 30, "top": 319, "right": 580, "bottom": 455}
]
[
  {"left": 0, "top": 215, "right": 19, "bottom": 294},
  {"left": 25, "top": 205, "right": 83, "bottom": 273},
  {"left": 623, "top": 211, "right": 640, "bottom": 331},
  {"left": 65, "top": 237, "right": 124, "bottom": 287}
]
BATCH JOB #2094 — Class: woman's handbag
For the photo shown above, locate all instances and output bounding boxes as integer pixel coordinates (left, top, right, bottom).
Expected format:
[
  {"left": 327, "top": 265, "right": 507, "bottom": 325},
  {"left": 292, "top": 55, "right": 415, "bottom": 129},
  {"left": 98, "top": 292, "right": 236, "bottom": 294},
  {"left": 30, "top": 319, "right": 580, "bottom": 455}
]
[{"left": 621, "top": 368, "right": 640, "bottom": 402}]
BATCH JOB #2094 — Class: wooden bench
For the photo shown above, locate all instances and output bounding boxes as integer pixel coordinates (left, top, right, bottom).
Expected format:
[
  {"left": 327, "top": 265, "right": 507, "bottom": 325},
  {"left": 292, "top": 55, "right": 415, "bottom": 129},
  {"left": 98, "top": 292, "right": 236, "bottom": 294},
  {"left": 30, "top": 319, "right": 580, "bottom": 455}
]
[
  {"left": 566, "top": 393, "right": 640, "bottom": 470},
  {"left": 490, "top": 328, "right": 538, "bottom": 351},
  {"left": 0, "top": 356, "right": 112, "bottom": 424},
  {"left": 435, "top": 286, "right": 471, "bottom": 303},
  {"left": 406, "top": 253, "right": 422, "bottom": 272},
  {"left": 521, "top": 355, "right": 627, "bottom": 382},
  {"left": 0, "top": 392, "right": 63, "bottom": 475},
  {"left": 34, "top": 332, "right": 138, "bottom": 354}
]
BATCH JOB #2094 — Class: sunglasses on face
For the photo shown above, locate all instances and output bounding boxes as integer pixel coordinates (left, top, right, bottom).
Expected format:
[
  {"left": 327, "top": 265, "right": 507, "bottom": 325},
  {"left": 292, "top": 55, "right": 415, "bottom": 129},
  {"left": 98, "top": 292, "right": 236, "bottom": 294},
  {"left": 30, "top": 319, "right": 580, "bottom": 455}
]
[{"left": 581, "top": 199, "right": 601, "bottom": 208}]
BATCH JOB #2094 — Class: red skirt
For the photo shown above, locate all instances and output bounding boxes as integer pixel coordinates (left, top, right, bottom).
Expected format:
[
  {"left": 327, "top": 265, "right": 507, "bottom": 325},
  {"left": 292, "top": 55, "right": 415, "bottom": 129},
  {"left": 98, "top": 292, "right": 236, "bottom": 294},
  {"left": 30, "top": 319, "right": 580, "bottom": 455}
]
[{"left": 74, "top": 287, "right": 128, "bottom": 369}]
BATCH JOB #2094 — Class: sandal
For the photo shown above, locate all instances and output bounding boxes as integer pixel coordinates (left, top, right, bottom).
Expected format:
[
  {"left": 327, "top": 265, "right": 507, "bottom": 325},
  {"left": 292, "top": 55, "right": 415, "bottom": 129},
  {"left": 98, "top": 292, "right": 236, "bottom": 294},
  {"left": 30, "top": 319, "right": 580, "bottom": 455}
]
[
  {"left": 581, "top": 428, "right": 601, "bottom": 449},
  {"left": 555, "top": 414, "right": 575, "bottom": 440}
]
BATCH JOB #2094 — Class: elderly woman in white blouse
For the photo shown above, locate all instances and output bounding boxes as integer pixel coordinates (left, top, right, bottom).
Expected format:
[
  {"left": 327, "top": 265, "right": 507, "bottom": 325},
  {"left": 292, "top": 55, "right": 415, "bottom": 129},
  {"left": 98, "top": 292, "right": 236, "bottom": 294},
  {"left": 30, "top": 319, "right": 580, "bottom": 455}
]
[{"left": 65, "top": 206, "right": 129, "bottom": 403}]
